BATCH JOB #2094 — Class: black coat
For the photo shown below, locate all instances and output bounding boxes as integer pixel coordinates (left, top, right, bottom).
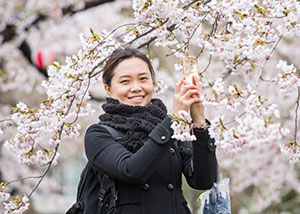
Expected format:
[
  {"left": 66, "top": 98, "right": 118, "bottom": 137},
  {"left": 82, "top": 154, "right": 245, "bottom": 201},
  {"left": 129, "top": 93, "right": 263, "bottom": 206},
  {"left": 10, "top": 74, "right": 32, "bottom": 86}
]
[{"left": 84, "top": 116, "right": 217, "bottom": 214}]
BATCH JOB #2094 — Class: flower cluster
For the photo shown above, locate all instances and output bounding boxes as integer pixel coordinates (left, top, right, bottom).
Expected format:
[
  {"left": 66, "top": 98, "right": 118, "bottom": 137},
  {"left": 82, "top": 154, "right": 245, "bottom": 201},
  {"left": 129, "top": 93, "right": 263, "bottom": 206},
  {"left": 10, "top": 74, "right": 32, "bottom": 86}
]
[
  {"left": 280, "top": 142, "right": 300, "bottom": 163},
  {"left": 153, "top": 80, "right": 168, "bottom": 95},
  {"left": 1, "top": 28, "right": 122, "bottom": 213},
  {"left": 203, "top": 78, "right": 289, "bottom": 153},
  {"left": 170, "top": 110, "right": 196, "bottom": 142},
  {"left": 1, "top": 182, "right": 29, "bottom": 214},
  {"left": 219, "top": 142, "right": 299, "bottom": 211},
  {"left": 276, "top": 60, "right": 300, "bottom": 95},
  {"left": 4, "top": 29, "right": 121, "bottom": 166},
  {"left": 0, "top": 183, "right": 10, "bottom": 202},
  {"left": 3, "top": 194, "right": 29, "bottom": 214}
]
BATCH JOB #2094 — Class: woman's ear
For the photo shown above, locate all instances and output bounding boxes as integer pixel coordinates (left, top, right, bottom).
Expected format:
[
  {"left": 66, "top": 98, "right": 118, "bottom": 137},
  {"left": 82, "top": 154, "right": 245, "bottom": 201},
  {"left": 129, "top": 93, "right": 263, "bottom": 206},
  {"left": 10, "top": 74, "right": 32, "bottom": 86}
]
[{"left": 104, "top": 84, "right": 112, "bottom": 97}]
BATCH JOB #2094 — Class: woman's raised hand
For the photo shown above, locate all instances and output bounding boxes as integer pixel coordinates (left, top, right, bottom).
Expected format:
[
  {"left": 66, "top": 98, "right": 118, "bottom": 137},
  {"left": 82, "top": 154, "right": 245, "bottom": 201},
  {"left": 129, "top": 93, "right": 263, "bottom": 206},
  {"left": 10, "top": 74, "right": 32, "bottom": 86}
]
[
  {"left": 187, "top": 75, "right": 206, "bottom": 126},
  {"left": 170, "top": 76, "right": 202, "bottom": 116}
]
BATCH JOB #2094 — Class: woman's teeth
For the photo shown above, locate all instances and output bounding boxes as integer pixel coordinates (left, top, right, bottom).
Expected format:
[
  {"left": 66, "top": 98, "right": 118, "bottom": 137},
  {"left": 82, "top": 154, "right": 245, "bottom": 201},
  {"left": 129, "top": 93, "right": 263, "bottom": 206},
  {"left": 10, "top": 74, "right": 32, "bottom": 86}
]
[{"left": 132, "top": 96, "right": 143, "bottom": 100}]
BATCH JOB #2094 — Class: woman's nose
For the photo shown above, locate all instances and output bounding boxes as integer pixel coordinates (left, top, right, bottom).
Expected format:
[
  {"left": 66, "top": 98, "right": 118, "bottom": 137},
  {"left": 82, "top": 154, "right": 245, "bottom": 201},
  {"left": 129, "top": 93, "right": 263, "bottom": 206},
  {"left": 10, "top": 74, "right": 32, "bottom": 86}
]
[{"left": 130, "top": 82, "right": 142, "bottom": 92}]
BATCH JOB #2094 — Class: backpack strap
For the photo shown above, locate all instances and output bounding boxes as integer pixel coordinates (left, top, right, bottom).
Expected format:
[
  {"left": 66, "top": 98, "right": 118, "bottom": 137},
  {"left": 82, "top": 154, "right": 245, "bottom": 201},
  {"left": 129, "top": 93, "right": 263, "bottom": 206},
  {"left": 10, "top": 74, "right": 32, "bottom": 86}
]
[
  {"left": 97, "top": 174, "right": 117, "bottom": 213},
  {"left": 96, "top": 124, "right": 123, "bottom": 214},
  {"left": 99, "top": 124, "right": 124, "bottom": 142}
]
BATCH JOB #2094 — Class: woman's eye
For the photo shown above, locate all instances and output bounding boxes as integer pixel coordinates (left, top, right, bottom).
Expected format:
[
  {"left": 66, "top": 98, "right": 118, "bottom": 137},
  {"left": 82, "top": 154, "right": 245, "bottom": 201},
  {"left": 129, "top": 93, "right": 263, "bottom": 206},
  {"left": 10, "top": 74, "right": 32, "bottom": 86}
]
[
  {"left": 141, "top": 77, "right": 148, "bottom": 80},
  {"left": 120, "top": 80, "right": 129, "bottom": 83}
]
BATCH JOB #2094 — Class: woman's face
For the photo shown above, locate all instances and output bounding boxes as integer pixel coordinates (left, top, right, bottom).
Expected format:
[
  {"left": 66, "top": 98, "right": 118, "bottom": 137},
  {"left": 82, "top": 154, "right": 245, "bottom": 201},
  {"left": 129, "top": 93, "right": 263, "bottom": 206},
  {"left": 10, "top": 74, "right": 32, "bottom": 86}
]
[{"left": 104, "top": 57, "right": 154, "bottom": 106}]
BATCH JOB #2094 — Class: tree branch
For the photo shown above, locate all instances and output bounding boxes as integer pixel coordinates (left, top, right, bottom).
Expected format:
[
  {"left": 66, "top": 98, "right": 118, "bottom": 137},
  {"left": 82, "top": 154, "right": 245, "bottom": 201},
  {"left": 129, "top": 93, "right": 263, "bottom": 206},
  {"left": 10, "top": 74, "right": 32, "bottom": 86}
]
[
  {"left": 62, "top": 0, "right": 116, "bottom": 16},
  {"left": 1, "top": 0, "right": 117, "bottom": 44},
  {"left": 255, "top": 34, "right": 282, "bottom": 89},
  {"left": 1, "top": 0, "right": 118, "bottom": 93}
]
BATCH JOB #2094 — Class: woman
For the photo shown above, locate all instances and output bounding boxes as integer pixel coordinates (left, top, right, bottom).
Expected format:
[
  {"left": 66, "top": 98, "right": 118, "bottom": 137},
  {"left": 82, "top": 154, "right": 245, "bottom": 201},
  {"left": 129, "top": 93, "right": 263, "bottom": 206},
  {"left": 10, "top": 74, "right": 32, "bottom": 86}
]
[{"left": 84, "top": 47, "right": 217, "bottom": 214}]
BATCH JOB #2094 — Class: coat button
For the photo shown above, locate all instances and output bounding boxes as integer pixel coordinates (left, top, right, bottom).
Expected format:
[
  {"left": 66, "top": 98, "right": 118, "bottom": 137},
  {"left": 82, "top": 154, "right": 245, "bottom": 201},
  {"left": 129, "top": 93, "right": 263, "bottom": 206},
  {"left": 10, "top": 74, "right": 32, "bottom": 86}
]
[
  {"left": 161, "top": 136, "right": 166, "bottom": 141},
  {"left": 167, "top": 183, "right": 174, "bottom": 190},
  {"left": 142, "top": 183, "right": 150, "bottom": 190},
  {"left": 208, "top": 139, "right": 215, "bottom": 152},
  {"left": 170, "top": 148, "right": 175, "bottom": 155}
]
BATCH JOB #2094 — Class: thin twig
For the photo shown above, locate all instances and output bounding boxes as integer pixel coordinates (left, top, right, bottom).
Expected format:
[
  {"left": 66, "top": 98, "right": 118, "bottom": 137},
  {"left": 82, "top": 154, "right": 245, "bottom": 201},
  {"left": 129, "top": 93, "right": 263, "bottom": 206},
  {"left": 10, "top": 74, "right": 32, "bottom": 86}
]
[
  {"left": 115, "top": 23, "right": 142, "bottom": 41},
  {"left": 182, "top": 0, "right": 212, "bottom": 10},
  {"left": 259, "top": 76, "right": 276, "bottom": 83},
  {"left": 224, "top": 112, "right": 247, "bottom": 126},
  {"left": 126, "top": 19, "right": 169, "bottom": 46},
  {"left": 137, "top": 36, "right": 157, "bottom": 49},
  {"left": 201, "top": 54, "right": 212, "bottom": 74},
  {"left": 0, "top": 119, "right": 13, "bottom": 123},
  {"left": 182, "top": 0, "right": 199, "bottom": 10},
  {"left": 221, "top": 57, "right": 248, "bottom": 80},
  {"left": 70, "top": 78, "right": 92, "bottom": 125},
  {"left": 107, "top": 23, "right": 138, "bottom": 40},
  {"left": 5, "top": 175, "right": 43, "bottom": 186},
  {"left": 166, "top": 11, "right": 210, "bottom": 58},
  {"left": 27, "top": 144, "right": 59, "bottom": 198},
  {"left": 255, "top": 34, "right": 282, "bottom": 89},
  {"left": 294, "top": 87, "right": 300, "bottom": 144},
  {"left": 196, "top": 13, "right": 218, "bottom": 58}
]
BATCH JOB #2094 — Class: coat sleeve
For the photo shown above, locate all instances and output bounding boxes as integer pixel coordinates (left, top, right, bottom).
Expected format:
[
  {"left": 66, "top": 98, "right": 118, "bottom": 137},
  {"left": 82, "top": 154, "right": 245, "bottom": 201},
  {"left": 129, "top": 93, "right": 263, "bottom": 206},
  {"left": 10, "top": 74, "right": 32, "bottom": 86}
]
[
  {"left": 84, "top": 116, "right": 174, "bottom": 185},
  {"left": 180, "top": 122, "right": 218, "bottom": 190}
]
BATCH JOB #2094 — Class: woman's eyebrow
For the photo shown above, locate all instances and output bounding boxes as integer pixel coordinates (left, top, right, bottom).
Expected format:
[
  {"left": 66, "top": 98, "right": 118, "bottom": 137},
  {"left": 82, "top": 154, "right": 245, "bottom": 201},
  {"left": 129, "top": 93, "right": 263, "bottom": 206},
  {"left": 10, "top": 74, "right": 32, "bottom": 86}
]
[
  {"left": 119, "top": 75, "right": 131, "bottom": 78},
  {"left": 138, "top": 72, "right": 149, "bottom": 76},
  {"left": 119, "top": 72, "right": 149, "bottom": 79}
]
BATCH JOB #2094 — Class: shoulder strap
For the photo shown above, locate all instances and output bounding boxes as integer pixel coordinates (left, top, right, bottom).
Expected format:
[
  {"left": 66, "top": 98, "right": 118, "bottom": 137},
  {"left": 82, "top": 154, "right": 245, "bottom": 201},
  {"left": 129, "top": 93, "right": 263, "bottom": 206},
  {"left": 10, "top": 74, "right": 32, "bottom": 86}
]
[
  {"left": 97, "top": 174, "right": 117, "bottom": 213},
  {"left": 99, "top": 124, "right": 124, "bottom": 142},
  {"left": 96, "top": 124, "right": 121, "bottom": 214}
]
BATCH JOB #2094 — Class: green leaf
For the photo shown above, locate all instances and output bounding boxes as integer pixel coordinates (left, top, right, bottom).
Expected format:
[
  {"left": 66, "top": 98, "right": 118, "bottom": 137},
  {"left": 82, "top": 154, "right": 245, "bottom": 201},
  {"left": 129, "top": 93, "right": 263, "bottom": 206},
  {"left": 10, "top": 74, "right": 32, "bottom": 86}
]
[
  {"left": 90, "top": 28, "right": 94, "bottom": 35},
  {"left": 283, "top": 9, "right": 290, "bottom": 16},
  {"left": 126, "top": 26, "right": 132, "bottom": 31},
  {"left": 12, "top": 107, "right": 19, "bottom": 114}
]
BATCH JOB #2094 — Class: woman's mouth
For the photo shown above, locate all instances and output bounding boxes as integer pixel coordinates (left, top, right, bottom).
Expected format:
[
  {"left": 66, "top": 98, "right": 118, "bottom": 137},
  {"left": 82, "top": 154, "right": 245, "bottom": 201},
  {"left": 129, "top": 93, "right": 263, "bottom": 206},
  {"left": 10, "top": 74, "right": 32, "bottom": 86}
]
[
  {"left": 129, "top": 96, "right": 144, "bottom": 100},
  {"left": 127, "top": 95, "right": 145, "bottom": 103}
]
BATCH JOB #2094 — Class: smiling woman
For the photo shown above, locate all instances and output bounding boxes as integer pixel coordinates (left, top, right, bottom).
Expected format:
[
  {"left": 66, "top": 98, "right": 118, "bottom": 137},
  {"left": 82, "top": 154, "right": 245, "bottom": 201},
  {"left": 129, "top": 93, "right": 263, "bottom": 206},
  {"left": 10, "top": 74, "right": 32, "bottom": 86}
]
[
  {"left": 70, "top": 47, "right": 218, "bottom": 214},
  {"left": 104, "top": 57, "right": 154, "bottom": 106}
]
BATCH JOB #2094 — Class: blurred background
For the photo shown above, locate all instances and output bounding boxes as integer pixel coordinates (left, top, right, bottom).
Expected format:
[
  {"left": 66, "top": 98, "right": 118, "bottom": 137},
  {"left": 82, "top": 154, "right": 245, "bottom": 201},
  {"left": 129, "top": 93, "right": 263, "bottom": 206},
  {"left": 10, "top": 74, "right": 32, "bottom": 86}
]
[{"left": 0, "top": 0, "right": 300, "bottom": 213}]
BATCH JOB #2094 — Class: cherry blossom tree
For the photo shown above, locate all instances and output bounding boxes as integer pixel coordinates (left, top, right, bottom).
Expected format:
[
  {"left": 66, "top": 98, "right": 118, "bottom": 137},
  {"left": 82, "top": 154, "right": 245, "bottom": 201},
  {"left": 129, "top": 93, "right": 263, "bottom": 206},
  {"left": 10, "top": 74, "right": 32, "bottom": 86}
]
[{"left": 1, "top": 0, "right": 300, "bottom": 213}]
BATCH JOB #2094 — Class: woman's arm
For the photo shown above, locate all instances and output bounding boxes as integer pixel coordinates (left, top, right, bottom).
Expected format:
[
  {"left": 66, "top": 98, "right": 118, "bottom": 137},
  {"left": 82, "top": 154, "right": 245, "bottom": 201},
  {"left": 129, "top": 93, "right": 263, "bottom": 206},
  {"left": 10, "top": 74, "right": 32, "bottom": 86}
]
[
  {"left": 180, "top": 126, "right": 218, "bottom": 190},
  {"left": 85, "top": 116, "right": 174, "bottom": 185}
]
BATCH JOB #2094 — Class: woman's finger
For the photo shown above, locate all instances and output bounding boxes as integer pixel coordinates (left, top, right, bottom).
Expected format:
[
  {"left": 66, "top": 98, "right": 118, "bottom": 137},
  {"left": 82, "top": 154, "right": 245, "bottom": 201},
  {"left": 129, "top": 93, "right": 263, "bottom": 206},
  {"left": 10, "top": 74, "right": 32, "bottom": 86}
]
[
  {"left": 183, "top": 89, "right": 200, "bottom": 100},
  {"left": 186, "top": 96, "right": 202, "bottom": 106},
  {"left": 192, "top": 75, "right": 205, "bottom": 95},
  {"left": 175, "top": 76, "right": 184, "bottom": 94},
  {"left": 192, "top": 75, "right": 198, "bottom": 86},
  {"left": 179, "top": 84, "right": 198, "bottom": 96}
]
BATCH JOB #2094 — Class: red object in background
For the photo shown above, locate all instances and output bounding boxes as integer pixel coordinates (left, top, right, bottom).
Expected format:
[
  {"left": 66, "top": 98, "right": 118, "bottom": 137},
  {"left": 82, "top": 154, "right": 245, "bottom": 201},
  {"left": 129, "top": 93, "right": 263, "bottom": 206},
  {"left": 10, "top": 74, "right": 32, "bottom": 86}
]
[{"left": 32, "top": 48, "right": 55, "bottom": 69}]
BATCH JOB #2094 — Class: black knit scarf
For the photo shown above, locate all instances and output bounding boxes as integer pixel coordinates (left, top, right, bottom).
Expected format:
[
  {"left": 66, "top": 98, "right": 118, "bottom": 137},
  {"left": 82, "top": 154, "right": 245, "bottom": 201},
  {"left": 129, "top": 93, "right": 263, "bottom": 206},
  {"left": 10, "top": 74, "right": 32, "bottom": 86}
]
[{"left": 99, "top": 98, "right": 168, "bottom": 153}]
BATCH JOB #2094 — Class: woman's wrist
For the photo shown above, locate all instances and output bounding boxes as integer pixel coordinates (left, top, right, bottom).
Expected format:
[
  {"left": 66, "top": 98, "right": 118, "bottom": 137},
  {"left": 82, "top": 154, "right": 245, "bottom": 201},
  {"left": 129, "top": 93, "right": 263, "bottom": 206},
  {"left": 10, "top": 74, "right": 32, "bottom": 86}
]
[
  {"left": 193, "top": 118, "right": 205, "bottom": 125},
  {"left": 193, "top": 120, "right": 209, "bottom": 129}
]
